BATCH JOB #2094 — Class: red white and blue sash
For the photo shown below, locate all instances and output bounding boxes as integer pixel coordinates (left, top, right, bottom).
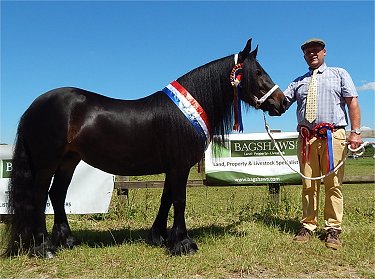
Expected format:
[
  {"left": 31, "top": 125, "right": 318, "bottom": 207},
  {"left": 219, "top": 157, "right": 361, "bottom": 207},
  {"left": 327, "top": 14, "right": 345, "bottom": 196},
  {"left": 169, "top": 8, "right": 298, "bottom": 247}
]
[{"left": 162, "top": 81, "right": 211, "bottom": 148}]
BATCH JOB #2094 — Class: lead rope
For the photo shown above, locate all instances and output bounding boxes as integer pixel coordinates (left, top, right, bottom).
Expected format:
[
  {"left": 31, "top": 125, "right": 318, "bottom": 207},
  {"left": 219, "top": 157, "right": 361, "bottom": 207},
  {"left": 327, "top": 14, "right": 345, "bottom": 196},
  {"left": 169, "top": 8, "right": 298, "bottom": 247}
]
[{"left": 263, "top": 112, "right": 372, "bottom": 180}]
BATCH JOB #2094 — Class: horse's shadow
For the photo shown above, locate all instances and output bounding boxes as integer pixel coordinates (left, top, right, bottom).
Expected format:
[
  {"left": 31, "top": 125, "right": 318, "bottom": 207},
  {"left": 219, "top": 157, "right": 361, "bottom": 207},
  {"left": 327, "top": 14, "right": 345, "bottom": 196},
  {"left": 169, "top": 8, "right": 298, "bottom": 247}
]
[
  {"left": 72, "top": 212, "right": 304, "bottom": 250},
  {"left": 74, "top": 227, "right": 148, "bottom": 248},
  {"left": 73, "top": 224, "right": 232, "bottom": 249}
]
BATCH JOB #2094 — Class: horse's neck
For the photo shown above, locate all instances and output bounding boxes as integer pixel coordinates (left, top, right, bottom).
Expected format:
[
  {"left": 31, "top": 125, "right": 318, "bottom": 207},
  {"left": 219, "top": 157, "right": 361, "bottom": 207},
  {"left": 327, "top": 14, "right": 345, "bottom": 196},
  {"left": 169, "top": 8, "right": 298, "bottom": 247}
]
[
  {"left": 177, "top": 55, "right": 235, "bottom": 135},
  {"left": 181, "top": 56, "right": 234, "bottom": 101}
]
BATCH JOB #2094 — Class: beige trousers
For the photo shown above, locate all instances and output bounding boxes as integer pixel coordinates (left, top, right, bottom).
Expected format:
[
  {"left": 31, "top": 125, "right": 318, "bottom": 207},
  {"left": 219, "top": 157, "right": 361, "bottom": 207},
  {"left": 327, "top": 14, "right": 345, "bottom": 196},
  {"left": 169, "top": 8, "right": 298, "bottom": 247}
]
[{"left": 297, "top": 129, "right": 347, "bottom": 232}]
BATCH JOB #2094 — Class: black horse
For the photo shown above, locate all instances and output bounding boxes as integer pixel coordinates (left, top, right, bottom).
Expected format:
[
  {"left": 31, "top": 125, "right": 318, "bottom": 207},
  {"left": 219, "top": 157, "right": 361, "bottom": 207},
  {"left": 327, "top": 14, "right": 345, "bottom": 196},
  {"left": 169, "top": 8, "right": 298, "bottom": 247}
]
[{"left": 3, "top": 39, "right": 286, "bottom": 258}]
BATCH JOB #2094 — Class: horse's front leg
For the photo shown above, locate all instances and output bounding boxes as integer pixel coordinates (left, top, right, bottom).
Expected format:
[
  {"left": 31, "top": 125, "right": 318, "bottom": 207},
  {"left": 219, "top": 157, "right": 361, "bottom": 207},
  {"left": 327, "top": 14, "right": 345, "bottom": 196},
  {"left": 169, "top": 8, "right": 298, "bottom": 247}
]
[{"left": 167, "top": 169, "right": 198, "bottom": 255}]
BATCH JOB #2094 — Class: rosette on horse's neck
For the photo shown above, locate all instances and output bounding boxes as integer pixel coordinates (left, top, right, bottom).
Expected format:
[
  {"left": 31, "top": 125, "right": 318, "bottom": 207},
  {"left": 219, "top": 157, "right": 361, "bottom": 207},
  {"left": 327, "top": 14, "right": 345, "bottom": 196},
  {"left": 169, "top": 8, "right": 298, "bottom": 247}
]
[{"left": 230, "top": 55, "right": 244, "bottom": 132}]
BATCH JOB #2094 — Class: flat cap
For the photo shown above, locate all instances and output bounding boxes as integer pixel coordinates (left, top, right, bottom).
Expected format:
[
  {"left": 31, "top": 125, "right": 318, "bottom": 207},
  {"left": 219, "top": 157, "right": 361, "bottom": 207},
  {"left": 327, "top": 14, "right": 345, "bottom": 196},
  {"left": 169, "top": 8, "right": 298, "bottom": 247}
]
[{"left": 301, "top": 38, "right": 326, "bottom": 50}]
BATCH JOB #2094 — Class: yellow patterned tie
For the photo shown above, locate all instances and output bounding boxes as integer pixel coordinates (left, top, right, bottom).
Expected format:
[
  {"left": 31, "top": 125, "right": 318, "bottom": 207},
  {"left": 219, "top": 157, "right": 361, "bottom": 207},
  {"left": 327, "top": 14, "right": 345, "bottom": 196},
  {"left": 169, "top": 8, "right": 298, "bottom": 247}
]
[{"left": 305, "top": 69, "right": 318, "bottom": 123}]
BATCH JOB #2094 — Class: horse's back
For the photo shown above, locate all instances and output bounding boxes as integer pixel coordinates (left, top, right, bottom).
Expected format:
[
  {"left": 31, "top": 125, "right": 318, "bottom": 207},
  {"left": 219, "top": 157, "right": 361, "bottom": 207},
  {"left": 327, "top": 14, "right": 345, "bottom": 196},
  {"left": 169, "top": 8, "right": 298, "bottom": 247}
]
[
  {"left": 19, "top": 87, "right": 202, "bottom": 175},
  {"left": 21, "top": 86, "right": 146, "bottom": 141}
]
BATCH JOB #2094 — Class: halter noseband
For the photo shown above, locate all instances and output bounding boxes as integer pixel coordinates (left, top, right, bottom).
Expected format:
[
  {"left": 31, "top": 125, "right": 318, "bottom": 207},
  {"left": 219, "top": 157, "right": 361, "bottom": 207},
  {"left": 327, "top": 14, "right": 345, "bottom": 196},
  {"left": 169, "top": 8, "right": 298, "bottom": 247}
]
[{"left": 254, "top": 84, "right": 279, "bottom": 108}]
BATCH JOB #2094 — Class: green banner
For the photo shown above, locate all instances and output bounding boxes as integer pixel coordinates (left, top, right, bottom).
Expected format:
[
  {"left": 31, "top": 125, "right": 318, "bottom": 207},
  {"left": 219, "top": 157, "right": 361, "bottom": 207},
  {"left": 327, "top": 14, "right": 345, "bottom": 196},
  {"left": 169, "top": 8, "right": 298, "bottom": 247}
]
[
  {"left": 205, "top": 132, "right": 302, "bottom": 185},
  {"left": 1, "top": 160, "right": 12, "bottom": 179}
]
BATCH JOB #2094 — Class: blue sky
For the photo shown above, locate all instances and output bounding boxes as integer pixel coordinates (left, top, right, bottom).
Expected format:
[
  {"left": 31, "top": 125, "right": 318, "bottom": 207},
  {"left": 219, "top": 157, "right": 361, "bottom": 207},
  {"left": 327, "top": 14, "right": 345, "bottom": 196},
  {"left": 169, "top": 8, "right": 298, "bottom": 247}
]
[{"left": 1, "top": 1, "right": 374, "bottom": 144}]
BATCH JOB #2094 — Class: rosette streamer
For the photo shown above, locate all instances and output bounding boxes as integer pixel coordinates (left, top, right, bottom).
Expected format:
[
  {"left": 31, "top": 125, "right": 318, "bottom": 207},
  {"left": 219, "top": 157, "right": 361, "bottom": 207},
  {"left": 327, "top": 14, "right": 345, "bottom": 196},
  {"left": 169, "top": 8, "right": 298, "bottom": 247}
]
[
  {"left": 230, "top": 63, "right": 244, "bottom": 132},
  {"left": 315, "top": 123, "right": 335, "bottom": 173}
]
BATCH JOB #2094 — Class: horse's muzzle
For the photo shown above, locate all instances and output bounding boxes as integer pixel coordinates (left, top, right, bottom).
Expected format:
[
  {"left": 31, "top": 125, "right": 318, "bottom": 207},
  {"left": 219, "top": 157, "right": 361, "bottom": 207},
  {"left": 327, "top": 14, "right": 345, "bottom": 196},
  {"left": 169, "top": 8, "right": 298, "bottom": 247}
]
[{"left": 263, "top": 95, "right": 287, "bottom": 116}]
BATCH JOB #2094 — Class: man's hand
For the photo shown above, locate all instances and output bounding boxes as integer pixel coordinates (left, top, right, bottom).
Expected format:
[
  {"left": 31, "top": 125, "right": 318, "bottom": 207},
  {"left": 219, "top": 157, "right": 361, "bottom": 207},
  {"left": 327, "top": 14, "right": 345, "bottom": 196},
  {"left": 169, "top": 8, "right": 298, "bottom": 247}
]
[{"left": 347, "top": 133, "right": 362, "bottom": 150}]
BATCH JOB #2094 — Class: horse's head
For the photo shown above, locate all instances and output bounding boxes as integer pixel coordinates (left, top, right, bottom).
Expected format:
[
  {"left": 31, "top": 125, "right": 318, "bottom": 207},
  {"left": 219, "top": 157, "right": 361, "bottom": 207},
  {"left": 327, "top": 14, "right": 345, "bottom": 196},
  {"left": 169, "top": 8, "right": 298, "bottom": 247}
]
[{"left": 236, "top": 39, "right": 287, "bottom": 116}]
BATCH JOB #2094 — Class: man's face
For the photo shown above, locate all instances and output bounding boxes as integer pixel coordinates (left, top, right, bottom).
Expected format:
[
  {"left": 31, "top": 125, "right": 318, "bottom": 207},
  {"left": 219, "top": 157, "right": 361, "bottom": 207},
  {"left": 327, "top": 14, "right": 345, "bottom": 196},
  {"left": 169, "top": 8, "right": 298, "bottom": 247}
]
[{"left": 303, "top": 44, "right": 326, "bottom": 69}]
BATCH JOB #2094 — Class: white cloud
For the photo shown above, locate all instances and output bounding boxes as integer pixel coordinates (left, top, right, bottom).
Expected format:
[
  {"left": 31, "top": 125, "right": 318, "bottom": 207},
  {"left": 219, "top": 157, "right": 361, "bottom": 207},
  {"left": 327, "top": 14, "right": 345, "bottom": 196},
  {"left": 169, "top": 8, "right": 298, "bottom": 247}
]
[
  {"left": 356, "top": 82, "right": 375, "bottom": 92},
  {"left": 360, "top": 126, "right": 372, "bottom": 131}
]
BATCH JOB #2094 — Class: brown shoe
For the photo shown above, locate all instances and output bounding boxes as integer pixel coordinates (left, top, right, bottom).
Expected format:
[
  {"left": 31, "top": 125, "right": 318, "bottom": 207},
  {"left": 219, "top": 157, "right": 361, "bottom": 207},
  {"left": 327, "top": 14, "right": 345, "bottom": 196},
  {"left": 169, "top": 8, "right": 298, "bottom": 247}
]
[
  {"left": 293, "top": 228, "right": 312, "bottom": 243},
  {"left": 325, "top": 228, "right": 342, "bottom": 249}
]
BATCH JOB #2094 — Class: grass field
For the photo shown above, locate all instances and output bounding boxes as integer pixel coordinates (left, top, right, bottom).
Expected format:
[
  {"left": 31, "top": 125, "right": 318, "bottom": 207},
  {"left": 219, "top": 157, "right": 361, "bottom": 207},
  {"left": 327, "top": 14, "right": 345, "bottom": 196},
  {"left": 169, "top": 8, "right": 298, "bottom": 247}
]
[
  {"left": 344, "top": 157, "right": 375, "bottom": 177},
  {"left": 0, "top": 158, "right": 374, "bottom": 278}
]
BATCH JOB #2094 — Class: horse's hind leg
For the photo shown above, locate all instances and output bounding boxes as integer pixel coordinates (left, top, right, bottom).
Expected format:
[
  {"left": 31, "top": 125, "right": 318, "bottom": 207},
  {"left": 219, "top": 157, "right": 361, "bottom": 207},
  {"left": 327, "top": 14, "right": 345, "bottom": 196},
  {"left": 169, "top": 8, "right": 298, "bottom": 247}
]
[
  {"left": 166, "top": 168, "right": 198, "bottom": 255},
  {"left": 148, "top": 185, "right": 173, "bottom": 246},
  {"left": 49, "top": 152, "right": 81, "bottom": 250},
  {"left": 31, "top": 170, "right": 55, "bottom": 258}
]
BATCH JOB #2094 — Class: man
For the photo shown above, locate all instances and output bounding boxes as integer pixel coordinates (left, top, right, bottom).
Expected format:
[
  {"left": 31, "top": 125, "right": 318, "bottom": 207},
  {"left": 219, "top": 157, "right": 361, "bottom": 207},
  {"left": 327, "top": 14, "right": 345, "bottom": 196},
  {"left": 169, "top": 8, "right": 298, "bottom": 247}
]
[{"left": 283, "top": 38, "right": 362, "bottom": 249}]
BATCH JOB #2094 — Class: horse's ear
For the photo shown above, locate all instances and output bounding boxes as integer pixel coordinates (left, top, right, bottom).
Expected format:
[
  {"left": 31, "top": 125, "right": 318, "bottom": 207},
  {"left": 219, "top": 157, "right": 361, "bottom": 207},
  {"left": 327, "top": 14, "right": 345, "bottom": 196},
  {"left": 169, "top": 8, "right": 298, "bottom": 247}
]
[
  {"left": 238, "top": 38, "right": 252, "bottom": 62},
  {"left": 242, "top": 38, "right": 252, "bottom": 54},
  {"left": 250, "top": 45, "right": 259, "bottom": 58}
]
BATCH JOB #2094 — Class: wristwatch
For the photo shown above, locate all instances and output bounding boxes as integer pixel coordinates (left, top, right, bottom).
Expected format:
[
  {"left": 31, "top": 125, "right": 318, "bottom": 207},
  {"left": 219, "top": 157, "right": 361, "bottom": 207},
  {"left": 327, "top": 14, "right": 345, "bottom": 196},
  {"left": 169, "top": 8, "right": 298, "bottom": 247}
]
[{"left": 351, "top": 128, "right": 361, "bottom": 135}]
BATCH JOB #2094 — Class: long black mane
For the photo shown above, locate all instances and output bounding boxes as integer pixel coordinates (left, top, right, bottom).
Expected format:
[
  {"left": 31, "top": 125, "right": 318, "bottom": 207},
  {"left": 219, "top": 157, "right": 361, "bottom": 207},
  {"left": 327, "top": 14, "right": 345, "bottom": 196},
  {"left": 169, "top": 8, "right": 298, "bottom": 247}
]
[{"left": 175, "top": 53, "right": 260, "bottom": 145}]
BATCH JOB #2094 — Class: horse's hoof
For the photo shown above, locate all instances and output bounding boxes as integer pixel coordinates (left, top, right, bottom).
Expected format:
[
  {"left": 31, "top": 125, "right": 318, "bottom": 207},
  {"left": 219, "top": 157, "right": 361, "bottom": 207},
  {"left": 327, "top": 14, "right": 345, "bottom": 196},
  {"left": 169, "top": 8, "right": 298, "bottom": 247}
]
[
  {"left": 147, "top": 234, "right": 166, "bottom": 247},
  {"left": 30, "top": 248, "right": 56, "bottom": 259},
  {"left": 147, "top": 227, "right": 168, "bottom": 247},
  {"left": 170, "top": 238, "right": 198, "bottom": 256},
  {"left": 45, "top": 251, "right": 55, "bottom": 259},
  {"left": 65, "top": 235, "right": 80, "bottom": 249}
]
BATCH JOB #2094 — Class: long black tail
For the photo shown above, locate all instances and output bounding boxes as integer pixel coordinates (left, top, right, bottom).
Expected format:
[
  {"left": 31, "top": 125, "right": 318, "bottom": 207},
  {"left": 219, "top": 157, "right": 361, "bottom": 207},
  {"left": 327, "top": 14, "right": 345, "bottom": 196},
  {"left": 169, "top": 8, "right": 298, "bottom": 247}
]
[{"left": 2, "top": 118, "right": 36, "bottom": 257}]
